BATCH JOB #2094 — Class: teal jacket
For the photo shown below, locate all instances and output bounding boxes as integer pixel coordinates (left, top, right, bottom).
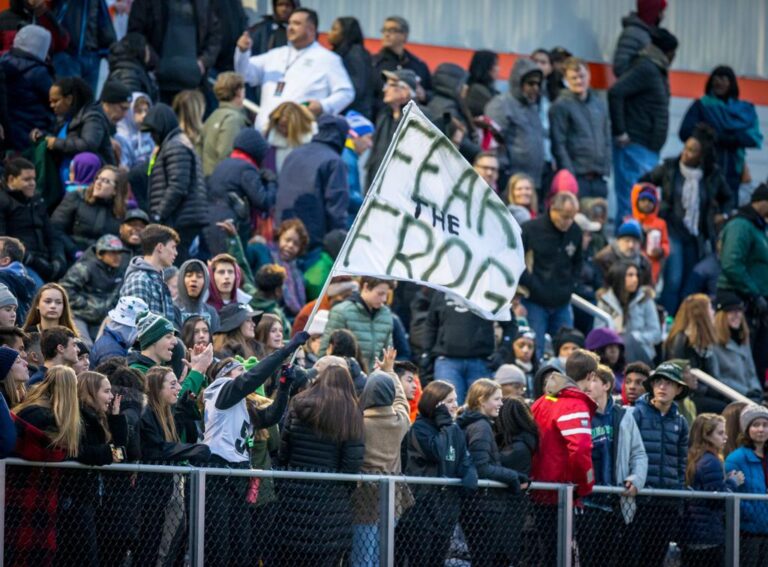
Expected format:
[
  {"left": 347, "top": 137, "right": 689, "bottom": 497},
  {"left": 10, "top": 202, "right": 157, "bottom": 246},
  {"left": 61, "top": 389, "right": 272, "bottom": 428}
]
[
  {"left": 320, "top": 294, "right": 393, "bottom": 371},
  {"left": 718, "top": 205, "right": 768, "bottom": 298}
]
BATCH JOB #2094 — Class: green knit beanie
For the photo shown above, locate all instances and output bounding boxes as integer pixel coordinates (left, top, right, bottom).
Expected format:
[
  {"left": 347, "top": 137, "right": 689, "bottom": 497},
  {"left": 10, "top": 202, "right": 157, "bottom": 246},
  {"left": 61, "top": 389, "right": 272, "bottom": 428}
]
[
  {"left": 136, "top": 311, "right": 176, "bottom": 351},
  {"left": 235, "top": 355, "right": 264, "bottom": 395}
]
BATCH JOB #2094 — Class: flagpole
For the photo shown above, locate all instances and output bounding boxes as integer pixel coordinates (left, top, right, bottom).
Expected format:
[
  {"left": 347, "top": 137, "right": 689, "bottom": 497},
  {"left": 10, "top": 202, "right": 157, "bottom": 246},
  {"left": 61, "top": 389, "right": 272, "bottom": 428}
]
[{"left": 291, "top": 102, "right": 418, "bottom": 360}]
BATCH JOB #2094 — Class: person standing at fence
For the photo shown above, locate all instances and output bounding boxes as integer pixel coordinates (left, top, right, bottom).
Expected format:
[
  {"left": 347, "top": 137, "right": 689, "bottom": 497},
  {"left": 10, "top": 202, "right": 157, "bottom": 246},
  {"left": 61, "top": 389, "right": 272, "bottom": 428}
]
[
  {"left": 202, "top": 331, "right": 308, "bottom": 567},
  {"left": 530, "top": 367, "right": 596, "bottom": 566},
  {"left": 578, "top": 364, "right": 648, "bottom": 567},
  {"left": 274, "top": 361, "right": 365, "bottom": 566},
  {"left": 725, "top": 404, "right": 768, "bottom": 567},
  {"left": 631, "top": 361, "right": 690, "bottom": 567},
  {"left": 8, "top": 366, "right": 80, "bottom": 567},
  {"left": 351, "top": 349, "right": 411, "bottom": 567},
  {"left": 682, "top": 413, "right": 744, "bottom": 566},
  {"left": 457, "top": 379, "right": 529, "bottom": 567},
  {"left": 138, "top": 366, "right": 211, "bottom": 567},
  {"left": 396, "top": 380, "right": 478, "bottom": 567}
]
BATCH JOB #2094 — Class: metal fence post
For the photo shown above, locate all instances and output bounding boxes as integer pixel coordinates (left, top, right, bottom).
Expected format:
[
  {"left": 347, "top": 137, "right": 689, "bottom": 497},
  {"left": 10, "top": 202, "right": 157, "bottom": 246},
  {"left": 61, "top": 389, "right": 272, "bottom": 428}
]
[
  {"left": 557, "top": 485, "right": 574, "bottom": 567},
  {"left": 0, "top": 460, "right": 6, "bottom": 567},
  {"left": 379, "top": 478, "right": 396, "bottom": 567},
  {"left": 188, "top": 469, "right": 206, "bottom": 567},
  {"left": 725, "top": 494, "right": 740, "bottom": 567}
]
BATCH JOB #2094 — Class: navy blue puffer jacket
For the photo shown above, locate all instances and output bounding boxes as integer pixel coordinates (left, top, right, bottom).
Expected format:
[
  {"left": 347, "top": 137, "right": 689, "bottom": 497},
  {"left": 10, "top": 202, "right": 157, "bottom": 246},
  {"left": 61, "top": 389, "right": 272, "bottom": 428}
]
[
  {"left": 685, "top": 451, "right": 738, "bottom": 545},
  {"left": 632, "top": 394, "right": 689, "bottom": 489}
]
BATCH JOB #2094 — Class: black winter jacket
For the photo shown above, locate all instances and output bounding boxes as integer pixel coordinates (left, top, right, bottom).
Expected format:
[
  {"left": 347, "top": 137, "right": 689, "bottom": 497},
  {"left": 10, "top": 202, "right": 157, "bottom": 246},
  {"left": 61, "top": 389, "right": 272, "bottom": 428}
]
[
  {"left": 278, "top": 409, "right": 364, "bottom": 473},
  {"left": 632, "top": 394, "right": 688, "bottom": 489},
  {"left": 0, "top": 47, "right": 54, "bottom": 151},
  {"left": 640, "top": 157, "right": 734, "bottom": 256},
  {"left": 59, "top": 249, "right": 123, "bottom": 324},
  {"left": 127, "top": 0, "right": 221, "bottom": 74},
  {"left": 457, "top": 411, "right": 525, "bottom": 490},
  {"left": 372, "top": 47, "right": 433, "bottom": 115},
  {"left": 520, "top": 212, "right": 583, "bottom": 308},
  {"left": 50, "top": 102, "right": 116, "bottom": 165},
  {"left": 608, "top": 44, "right": 671, "bottom": 152},
  {"left": 79, "top": 405, "right": 128, "bottom": 466},
  {"left": 106, "top": 38, "right": 157, "bottom": 101},
  {"left": 334, "top": 42, "right": 374, "bottom": 119},
  {"left": 424, "top": 292, "right": 516, "bottom": 360},
  {"left": 0, "top": 185, "right": 64, "bottom": 279},
  {"left": 498, "top": 430, "right": 538, "bottom": 477},
  {"left": 51, "top": 189, "right": 123, "bottom": 253},
  {"left": 405, "top": 409, "right": 478, "bottom": 490},
  {"left": 143, "top": 104, "right": 208, "bottom": 229},
  {"left": 140, "top": 406, "right": 210, "bottom": 465}
]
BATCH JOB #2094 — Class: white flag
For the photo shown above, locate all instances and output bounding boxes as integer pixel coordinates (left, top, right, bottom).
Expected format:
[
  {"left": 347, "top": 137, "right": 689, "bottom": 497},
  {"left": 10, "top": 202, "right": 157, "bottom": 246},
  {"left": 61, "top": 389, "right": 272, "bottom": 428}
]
[{"left": 336, "top": 102, "right": 525, "bottom": 321}]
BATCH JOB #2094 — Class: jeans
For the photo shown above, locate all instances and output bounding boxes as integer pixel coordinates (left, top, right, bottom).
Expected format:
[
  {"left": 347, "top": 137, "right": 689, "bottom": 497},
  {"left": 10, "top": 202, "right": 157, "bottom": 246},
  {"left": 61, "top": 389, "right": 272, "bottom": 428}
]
[
  {"left": 433, "top": 357, "right": 490, "bottom": 405},
  {"left": 522, "top": 299, "right": 574, "bottom": 360},
  {"left": 613, "top": 143, "right": 659, "bottom": 226},
  {"left": 52, "top": 51, "right": 102, "bottom": 94},
  {"left": 350, "top": 523, "right": 379, "bottom": 567},
  {"left": 575, "top": 175, "right": 608, "bottom": 199},
  {"left": 659, "top": 232, "right": 699, "bottom": 315}
]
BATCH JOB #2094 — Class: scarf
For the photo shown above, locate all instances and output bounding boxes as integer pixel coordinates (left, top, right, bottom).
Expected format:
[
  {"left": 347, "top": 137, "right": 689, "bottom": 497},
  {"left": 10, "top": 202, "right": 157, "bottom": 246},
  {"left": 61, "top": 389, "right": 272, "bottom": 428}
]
[{"left": 679, "top": 160, "right": 703, "bottom": 236}]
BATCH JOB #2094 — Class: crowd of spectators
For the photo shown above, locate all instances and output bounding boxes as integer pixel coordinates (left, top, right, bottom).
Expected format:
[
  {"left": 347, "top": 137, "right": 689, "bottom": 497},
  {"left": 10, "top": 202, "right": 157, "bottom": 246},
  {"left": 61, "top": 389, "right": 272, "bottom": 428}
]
[{"left": 0, "top": 0, "right": 766, "bottom": 564}]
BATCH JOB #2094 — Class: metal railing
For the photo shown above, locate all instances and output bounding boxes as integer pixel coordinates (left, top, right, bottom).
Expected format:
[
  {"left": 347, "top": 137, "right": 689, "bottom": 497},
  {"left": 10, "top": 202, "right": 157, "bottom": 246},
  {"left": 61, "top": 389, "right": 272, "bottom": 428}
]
[
  {"left": 690, "top": 368, "right": 755, "bottom": 405},
  {"left": 1, "top": 458, "right": 766, "bottom": 567},
  {"left": 571, "top": 293, "right": 615, "bottom": 329}
]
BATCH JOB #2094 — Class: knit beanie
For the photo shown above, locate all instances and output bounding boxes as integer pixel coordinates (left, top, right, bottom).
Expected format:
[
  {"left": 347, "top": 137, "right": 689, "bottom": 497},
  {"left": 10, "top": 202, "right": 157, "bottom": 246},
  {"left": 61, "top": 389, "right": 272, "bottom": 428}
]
[
  {"left": 345, "top": 111, "right": 374, "bottom": 138},
  {"left": 0, "top": 284, "right": 17, "bottom": 309},
  {"left": 13, "top": 24, "right": 51, "bottom": 62},
  {"left": 739, "top": 404, "right": 768, "bottom": 434},
  {"left": 617, "top": 219, "right": 643, "bottom": 240},
  {"left": 0, "top": 346, "right": 20, "bottom": 381},
  {"left": 235, "top": 355, "right": 265, "bottom": 396},
  {"left": 553, "top": 326, "right": 585, "bottom": 354},
  {"left": 636, "top": 184, "right": 658, "bottom": 206},
  {"left": 136, "top": 311, "right": 176, "bottom": 351}
]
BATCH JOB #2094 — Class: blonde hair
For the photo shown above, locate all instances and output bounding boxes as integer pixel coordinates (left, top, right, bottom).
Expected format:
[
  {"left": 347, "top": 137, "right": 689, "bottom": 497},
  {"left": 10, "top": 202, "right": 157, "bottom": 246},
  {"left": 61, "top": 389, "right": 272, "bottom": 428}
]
[
  {"left": 686, "top": 413, "right": 725, "bottom": 485},
  {"left": 267, "top": 102, "right": 316, "bottom": 147},
  {"left": 563, "top": 56, "right": 587, "bottom": 73},
  {"left": 714, "top": 310, "right": 749, "bottom": 347},
  {"left": 77, "top": 371, "right": 111, "bottom": 442},
  {"left": 665, "top": 294, "right": 717, "bottom": 351},
  {"left": 213, "top": 72, "right": 245, "bottom": 102},
  {"left": 2, "top": 357, "right": 26, "bottom": 407},
  {"left": 172, "top": 90, "right": 205, "bottom": 146},
  {"left": 506, "top": 173, "right": 538, "bottom": 213},
  {"left": 145, "top": 366, "right": 178, "bottom": 442},
  {"left": 465, "top": 378, "right": 501, "bottom": 412},
  {"left": 14, "top": 366, "right": 81, "bottom": 457}
]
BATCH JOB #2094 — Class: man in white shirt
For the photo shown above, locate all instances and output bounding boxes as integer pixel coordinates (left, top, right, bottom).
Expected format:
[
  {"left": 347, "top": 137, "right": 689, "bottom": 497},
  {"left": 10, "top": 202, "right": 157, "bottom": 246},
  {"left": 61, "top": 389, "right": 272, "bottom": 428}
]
[{"left": 234, "top": 7, "right": 355, "bottom": 132}]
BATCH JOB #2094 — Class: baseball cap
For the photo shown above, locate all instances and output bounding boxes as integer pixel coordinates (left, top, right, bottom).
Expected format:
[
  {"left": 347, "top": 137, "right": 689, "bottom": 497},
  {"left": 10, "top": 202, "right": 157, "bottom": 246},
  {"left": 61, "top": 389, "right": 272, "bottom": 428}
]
[
  {"left": 96, "top": 234, "right": 128, "bottom": 253},
  {"left": 382, "top": 69, "right": 419, "bottom": 93},
  {"left": 123, "top": 209, "right": 150, "bottom": 225}
]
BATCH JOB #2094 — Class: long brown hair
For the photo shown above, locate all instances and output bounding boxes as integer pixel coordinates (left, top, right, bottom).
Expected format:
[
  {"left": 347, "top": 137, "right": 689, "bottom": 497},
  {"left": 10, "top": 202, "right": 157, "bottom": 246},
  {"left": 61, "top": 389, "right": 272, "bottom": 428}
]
[
  {"left": 255, "top": 313, "right": 282, "bottom": 354},
  {"left": 418, "top": 380, "right": 455, "bottom": 419},
  {"left": 145, "top": 366, "right": 178, "bottom": 442},
  {"left": 23, "top": 283, "right": 79, "bottom": 336},
  {"left": 14, "top": 366, "right": 81, "bottom": 457},
  {"left": 84, "top": 165, "right": 128, "bottom": 218},
  {"left": 213, "top": 329, "right": 261, "bottom": 359},
  {"left": 722, "top": 401, "right": 747, "bottom": 458},
  {"left": 714, "top": 310, "right": 749, "bottom": 347},
  {"left": 686, "top": 413, "right": 725, "bottom": 486},
  {"left": 1, "top": 353, "right": 26, "bottom": 407},
  {"left": 266, "top": 101, "right": 315, "bottom": 147},
  {"left": 291, "top": 365, "right": 363, "bottom": 443},
  {"left": 665, "top": 294, "right": 717, "bottom": 351},
  {"left": 172, "top": 89, "right": 205, "bottom": 146},
  {"left": 77, "top": 371, "right": 112, "bottom": 442}
]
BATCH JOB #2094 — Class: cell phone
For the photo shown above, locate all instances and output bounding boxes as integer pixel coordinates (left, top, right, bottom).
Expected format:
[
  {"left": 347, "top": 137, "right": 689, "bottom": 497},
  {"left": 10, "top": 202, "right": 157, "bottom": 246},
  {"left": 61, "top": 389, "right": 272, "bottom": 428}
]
[{"left": 111, "top": 446, "right": 125, "bottom": 462}]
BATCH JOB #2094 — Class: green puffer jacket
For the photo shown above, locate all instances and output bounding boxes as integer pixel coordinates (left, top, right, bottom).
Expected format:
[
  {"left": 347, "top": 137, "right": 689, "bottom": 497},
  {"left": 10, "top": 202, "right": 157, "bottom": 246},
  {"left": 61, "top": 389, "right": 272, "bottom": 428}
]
[
  {"left": 718, "top": 205, "right": 768, "bottom": 298},
  {"left": 320, "top": 294, "right": 393, "bottom": 371}
]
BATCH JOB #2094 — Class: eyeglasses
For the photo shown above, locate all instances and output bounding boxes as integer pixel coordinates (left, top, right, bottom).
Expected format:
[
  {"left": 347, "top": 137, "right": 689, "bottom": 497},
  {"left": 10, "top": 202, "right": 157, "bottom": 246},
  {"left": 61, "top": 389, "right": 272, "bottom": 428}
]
[
  {"left": 96, "top": 177, "right": 117, "bottom": 186},
  {"left": 381, "top": 27, "right": 404, "bottom": 34}
]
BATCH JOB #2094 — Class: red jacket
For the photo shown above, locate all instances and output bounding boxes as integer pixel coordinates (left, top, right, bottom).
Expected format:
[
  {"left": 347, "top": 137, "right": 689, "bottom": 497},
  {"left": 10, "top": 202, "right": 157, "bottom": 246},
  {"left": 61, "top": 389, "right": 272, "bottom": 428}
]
[
  {"left": 631, "top": 182, "right": 670, "bottom": 284},
  {"left": 531, "top": 385, "right": 596, "bottom": 503}
]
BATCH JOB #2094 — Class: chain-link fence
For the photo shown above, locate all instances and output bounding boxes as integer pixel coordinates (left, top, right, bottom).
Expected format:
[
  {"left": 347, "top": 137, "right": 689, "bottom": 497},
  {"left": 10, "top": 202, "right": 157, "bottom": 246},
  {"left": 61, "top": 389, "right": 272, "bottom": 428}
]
[{"left": 1, "top": 459, "right": 767, "bottom": 566}]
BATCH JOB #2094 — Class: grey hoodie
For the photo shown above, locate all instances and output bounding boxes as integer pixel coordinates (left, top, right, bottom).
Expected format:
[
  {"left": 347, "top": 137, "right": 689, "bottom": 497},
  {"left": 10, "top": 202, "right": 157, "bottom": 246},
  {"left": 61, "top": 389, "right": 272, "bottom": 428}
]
[
  {"left": 360, "top": 370, "right": 396, "bottom": 410},
  {"left": 13, "top": 24, "right": 51, "bottom": 62},
  {"left": 484, "top": 58, "right": 545, "bottom": 185},
  {"left": 174, "top": 259, "right": 221, "bottom": 332}
]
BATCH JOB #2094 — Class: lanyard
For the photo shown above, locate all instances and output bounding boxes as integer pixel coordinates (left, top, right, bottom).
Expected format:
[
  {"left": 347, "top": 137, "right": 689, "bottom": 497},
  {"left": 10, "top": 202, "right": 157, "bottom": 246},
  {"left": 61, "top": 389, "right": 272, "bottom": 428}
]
[{"left": 284, "top": 44, "right": 310, "bottom": 75}]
